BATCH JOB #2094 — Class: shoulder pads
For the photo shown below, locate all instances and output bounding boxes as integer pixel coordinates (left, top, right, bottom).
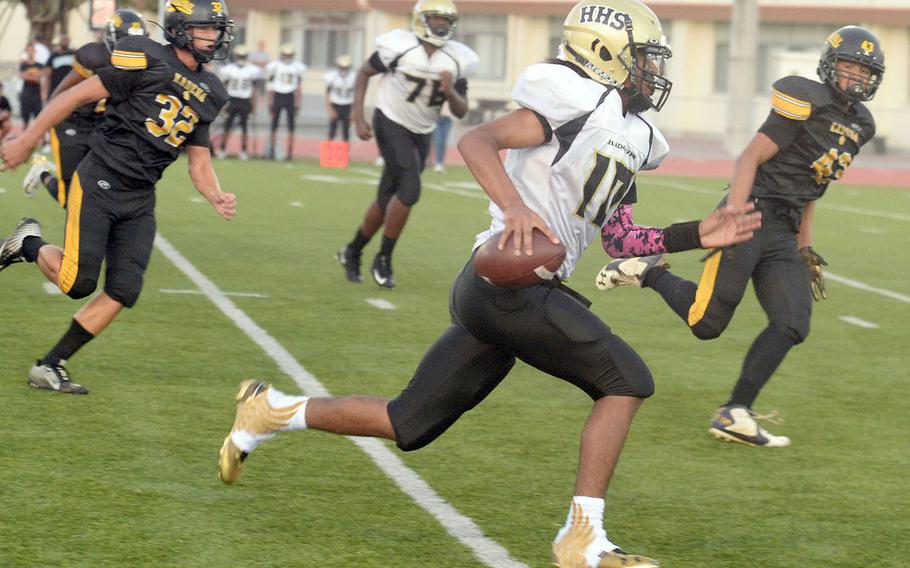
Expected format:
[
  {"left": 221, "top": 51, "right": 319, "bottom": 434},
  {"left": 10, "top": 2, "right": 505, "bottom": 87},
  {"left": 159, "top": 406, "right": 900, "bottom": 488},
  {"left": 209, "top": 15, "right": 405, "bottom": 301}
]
[{"left": 770, "top": 75, "right": 830, "bottom": 121}]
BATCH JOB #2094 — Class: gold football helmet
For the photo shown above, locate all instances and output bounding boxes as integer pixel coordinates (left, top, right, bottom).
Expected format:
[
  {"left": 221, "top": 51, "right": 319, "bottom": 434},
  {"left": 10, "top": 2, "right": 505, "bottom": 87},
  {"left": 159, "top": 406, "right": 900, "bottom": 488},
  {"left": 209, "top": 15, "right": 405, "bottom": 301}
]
[
  {"left": 412, "top": 0, "right": 458, "bottom": 47},
  {"left": 560, "top": 0, "right": 672, "bottom": 111}
]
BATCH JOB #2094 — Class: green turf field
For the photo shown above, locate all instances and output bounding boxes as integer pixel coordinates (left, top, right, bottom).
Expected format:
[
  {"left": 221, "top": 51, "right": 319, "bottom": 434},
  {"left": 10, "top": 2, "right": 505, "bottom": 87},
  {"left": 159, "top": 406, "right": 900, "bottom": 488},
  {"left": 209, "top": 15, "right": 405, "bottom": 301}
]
[{"left": 1, "top": 158, "right": 908, "bottom": 567}]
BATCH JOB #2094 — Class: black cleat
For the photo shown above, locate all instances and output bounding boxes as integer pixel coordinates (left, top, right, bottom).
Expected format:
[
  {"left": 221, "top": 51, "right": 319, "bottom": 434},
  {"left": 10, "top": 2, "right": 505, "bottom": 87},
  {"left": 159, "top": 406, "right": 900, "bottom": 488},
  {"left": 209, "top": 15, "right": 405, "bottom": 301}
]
[
  {"left": 371, "top": 254, "right": 395, "bottom": 288},
  {"left": 0, "top": 217, "right": 42, "bottom": 272},
  {"left": 336, "top": 246, "right": 362, "bottom": 283}
]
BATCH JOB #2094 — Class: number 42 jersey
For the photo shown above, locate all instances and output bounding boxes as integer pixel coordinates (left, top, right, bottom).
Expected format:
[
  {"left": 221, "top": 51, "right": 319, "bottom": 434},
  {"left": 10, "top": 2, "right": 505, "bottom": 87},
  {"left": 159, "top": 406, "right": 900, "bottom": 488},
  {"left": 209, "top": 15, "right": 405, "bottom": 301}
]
[
  {"left": 475, "top": 62, "right": 669, "bottom": 281},
  {"left": 94, "top": 35, "right": 228, "bottom": 187},
  {"left": 371, "top": 29, "right": 478, "bottom": 134}
]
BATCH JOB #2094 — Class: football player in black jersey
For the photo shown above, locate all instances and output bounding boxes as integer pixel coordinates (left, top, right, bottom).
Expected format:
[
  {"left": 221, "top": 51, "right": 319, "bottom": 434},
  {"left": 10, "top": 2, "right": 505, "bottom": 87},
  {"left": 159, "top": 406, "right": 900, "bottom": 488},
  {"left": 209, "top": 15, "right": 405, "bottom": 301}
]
[
  {"left": 22, "top": 9, "right": 148, "bottom": 207},
  {"left": 0, "top": 0, "right": 236, "bottom": 394},
  {"left": 596, "top": 26, "right": 884, "bottom": 447}
]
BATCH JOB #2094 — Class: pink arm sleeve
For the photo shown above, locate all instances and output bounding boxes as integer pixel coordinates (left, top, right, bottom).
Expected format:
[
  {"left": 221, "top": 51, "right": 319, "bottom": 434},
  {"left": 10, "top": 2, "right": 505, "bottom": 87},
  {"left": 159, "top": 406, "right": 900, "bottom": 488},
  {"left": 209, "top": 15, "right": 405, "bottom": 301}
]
[{"left": 601, "top": 204, "right": 668, "bottom": 258}]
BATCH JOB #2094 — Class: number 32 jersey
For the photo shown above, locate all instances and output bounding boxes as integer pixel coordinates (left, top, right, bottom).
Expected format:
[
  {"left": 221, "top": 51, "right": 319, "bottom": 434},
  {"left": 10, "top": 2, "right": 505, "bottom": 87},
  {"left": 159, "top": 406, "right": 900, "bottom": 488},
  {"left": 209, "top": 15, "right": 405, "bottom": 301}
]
[
  {"left": 94, "top": 35, "right": 228, "bottom": 187},
  {"left": 371, "top": 29, "right": 478, "bottom": 134},
  {"left": 754, "top": 75, "right": 875, "bottom": 208},
  {"left": 475, "top": 62, "right": 669, "bottom": 281}
]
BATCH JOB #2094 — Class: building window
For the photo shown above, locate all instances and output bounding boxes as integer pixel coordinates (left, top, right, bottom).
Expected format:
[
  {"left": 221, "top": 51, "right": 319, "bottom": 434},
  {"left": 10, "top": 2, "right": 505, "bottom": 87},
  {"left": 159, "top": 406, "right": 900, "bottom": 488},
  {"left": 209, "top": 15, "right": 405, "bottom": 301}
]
[
  {"left": 714, "top": 22, "right": 830, "bottom": 93},
  {"left": 280, "top": 11, "right": 364, "bottom": 69},
  {"left": 458, "top": 14, "right": 507, "bottom": 79}
]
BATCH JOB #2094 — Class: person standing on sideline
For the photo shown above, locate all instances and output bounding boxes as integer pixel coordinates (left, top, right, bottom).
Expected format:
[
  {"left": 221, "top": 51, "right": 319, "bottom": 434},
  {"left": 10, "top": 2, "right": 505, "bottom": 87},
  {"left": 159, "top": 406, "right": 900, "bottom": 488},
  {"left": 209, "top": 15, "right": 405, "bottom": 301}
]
[
  {"left": 218, "top": 2, "right": 761, "bottom": 566},
  {"left": 0, "top": 0, "right": 236, "bottom": 394},
  {"left": 432, "top": 107, "right": 452, "bottom": 173},
  {"left": 336, "top": 0, "right": 477, "bottom": 288},
  {"left": 595, "top": 25, "right": 883, "bottom": 448},
  {"left": 22, "top": 9, "right": 149, "bottom": 206},
  {"left": 324, "top": 54, "right": 355, "bottom": 142},
  {"left": 218, "top": 45, "right": 261, "bottom": 159},
  {"left": 265, "top": 44, "right": 306, "bottom": 160},
  {"left": 19, "top": 44, "right": 47, "bottom": 128},
  {"left": 46, "top": 36, "right": 74, "bottom": 93}
]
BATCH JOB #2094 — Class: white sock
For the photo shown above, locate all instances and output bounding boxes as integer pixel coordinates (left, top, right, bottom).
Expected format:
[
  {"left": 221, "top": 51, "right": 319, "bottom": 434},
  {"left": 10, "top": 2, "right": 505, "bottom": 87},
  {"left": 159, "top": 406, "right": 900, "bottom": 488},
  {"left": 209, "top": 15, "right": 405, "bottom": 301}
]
[
  {"left": 555, "top": 496, "right": 617, "bottom": 567},
  {"left": 266, "top": 387, "right": 309, "bottom": 430}
]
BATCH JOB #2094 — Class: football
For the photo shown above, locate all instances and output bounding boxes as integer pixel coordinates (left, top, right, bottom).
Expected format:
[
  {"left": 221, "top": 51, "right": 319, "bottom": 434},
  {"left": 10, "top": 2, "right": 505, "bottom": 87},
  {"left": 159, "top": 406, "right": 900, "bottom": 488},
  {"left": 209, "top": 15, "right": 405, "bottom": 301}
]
[{"left": 473, "top": 229, "right": 566, "bottom": 288}]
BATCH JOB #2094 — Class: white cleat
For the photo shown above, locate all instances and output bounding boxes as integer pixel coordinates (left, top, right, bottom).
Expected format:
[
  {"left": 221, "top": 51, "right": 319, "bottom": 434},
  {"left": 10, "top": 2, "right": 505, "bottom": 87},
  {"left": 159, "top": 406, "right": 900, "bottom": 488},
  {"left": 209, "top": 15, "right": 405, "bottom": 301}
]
[
  {"left": 595, "top": 255, "right": 668, "bottom": 291},
  {"left": 22, "top": 155, "right": 52, "bottom": 198},
  {"left": 551, "top": 503, "right": 660, "bottom": 568},
  {"left": 708, "top": 404, "right": 791, "bottom": 447}
]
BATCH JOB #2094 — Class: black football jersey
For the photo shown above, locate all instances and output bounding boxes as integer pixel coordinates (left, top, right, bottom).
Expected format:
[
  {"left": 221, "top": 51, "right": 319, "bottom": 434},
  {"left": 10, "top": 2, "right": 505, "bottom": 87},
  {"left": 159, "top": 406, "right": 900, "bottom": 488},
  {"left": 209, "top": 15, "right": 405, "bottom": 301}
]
[
  {"left": 753, "top": 75, "right": 875, "bottom": 209},
  {"left": 94, "top": 35, "right": 228, "bottom": 187},
  {"left": 66, "top": 42, "right": 111, "bottom": 128}
]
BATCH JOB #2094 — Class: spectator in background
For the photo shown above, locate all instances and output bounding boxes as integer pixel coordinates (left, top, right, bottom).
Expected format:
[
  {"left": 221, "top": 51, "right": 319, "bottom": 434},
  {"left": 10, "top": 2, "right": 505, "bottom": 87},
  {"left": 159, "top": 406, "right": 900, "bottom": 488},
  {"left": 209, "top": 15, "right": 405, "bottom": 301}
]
[
  {"left": 23, "top": 33, "right": 51, "bottom": 65},
  {"left": 324, "top": 54, "right": 354, "bottom": 142},
  {"left": 265, "top": 44, "right": 306, "bottom": 160},
  {"left": 0, "top": 84, "right": 12, "bottom": 140},
  {"left": 47, "top": 35, "right": 74, "bottom": 93},
  {"left": 19, "top": 44, "right": 46, "bottom": 127},
  {"left": 432, "top": 108, "right": 452, "bottom": 173},
  {"left": 218, "top": 45, "right": 261, "bottom": 160}
]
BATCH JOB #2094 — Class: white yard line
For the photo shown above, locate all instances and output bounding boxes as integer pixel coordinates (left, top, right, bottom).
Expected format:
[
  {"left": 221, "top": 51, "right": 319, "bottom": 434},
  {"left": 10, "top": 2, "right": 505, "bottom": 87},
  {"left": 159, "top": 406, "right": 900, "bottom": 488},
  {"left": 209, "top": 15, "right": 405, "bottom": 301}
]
[
  {"left": 153, "top": 232, "right": 527, "bottom": 568},
  {"left": 825, "top": 272, "right": 910, "bottom": 304},
  {"left": 159, "top": 288, "right": 269, "bottom": 299},
  {"left": 42, "top": 282, "right": 62, "bottom": 295},
  {"left": 838, "top": 316, "right": 879, "bottom": 329},
  {"left": 366, "top": 298, "right": 396, "bottom": 310}
]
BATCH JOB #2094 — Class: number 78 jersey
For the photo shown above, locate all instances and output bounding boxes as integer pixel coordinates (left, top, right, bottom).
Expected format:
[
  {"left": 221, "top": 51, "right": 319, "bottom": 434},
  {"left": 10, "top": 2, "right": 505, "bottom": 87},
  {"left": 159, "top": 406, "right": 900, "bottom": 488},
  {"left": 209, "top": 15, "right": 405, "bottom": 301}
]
[
  {"left": 475, "top": 63, "right": 669, "bottom": 281},
  {"left": 373, "top": 29, "right": 477, "bottom": 134}
]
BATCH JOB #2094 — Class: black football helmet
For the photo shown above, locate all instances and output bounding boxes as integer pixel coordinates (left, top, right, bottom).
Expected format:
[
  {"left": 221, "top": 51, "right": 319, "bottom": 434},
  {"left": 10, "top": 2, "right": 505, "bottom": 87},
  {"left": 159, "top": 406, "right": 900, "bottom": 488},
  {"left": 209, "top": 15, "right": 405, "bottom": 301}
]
[
  {"left": 817, "top": 26, "right": 885, "bottom": 102},
  {"left": 103, "top": 9, "right": 148, "bottom": 52},
  {"left": 163, "top": 0, "right": 234, "bottom": 63}
]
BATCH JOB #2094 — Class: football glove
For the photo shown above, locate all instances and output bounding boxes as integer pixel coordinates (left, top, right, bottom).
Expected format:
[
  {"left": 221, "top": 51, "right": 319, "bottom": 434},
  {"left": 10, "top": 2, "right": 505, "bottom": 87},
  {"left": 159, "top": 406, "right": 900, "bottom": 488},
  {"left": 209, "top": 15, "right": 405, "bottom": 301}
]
[{"left": 799, "top": 246, "right": 827, "bottom": 301}]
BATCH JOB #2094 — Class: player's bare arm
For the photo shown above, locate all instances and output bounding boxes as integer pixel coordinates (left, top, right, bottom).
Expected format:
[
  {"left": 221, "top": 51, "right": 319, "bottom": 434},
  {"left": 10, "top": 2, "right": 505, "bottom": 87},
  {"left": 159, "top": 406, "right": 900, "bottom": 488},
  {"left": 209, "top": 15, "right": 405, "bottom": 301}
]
[
  {"left": 0, "top": 75, "right": 109, "bottom": 170},
  {"left": 437, "top": 70, "right": 467, "bottom": 118},
  {"left": 187, "top": 145, "right": 237, "bottom": 220},
  {"left": 458, "top": 108, "right": 560, "bottom": 255},
  {"left": 352, "top": 62, "right": 380, "bottom": 140},
  {"left": 727, "top": 132, "right": 780, "bottom": 207}
]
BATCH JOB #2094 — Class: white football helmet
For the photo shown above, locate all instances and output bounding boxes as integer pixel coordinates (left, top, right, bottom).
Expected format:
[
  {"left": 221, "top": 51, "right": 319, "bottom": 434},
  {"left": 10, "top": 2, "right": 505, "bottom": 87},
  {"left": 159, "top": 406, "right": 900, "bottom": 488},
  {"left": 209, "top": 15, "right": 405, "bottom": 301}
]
[
  {"left": 560, "top": 0, "right": 672, "bottom": 111},
  {"left": 412, "top": 0, "right": 458, "bottom": 47}
]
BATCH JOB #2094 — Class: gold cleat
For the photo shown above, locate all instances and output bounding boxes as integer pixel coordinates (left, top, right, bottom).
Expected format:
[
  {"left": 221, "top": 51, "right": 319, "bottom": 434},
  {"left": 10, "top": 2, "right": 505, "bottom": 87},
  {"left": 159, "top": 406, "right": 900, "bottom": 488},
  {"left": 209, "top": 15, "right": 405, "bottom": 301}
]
[
  {"left": 552, "top": 503, "right": 659, "bottom": 568},
  {"left": 218, "top": 380, "right": 305, "bottom": 484}
]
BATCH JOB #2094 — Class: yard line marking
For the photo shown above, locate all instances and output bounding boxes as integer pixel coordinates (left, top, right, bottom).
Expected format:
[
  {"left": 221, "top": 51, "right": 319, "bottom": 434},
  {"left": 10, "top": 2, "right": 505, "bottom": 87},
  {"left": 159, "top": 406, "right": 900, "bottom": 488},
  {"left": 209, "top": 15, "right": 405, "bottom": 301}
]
[
  {"left": 153, "top": 232, "right": 527, "bottom": 568},
  {"left": 860, "top": 227, "right": 886, "bottom": 235},
  {"left": 643, "top": 178, "right": 910, "bottom": 222},
  {"left": 42, "top": 282, "right": 62, "bottom": 295},
  {"left": 0, "top": 187, "right": 7, "bottom": 194},
  {"left": 159, "top": 288, "right": 268, "bottom": 299},
  {"left": 424, "top": 182, "right": 487, "bottom": 200},
  {"left": 366, "top": 298, "right": 396, "bottom": 310},
  {"left": 300, "top": 174, "right": 346, "bottom": 184},
  {"left": 839, "top": 316, "right": 879, "bottom": 329},
  {"left": 290, "top": 201, "right": 303, "bottom": 208},
  {"left": 350, "top": 166, "right": 379, "bottom": 176},
  {"left": 190, "top": 196, "right": 205, "bottom": 203},
  {"left": 826, "top": 271, "right": 910, "bottom": 304},
  {"left": 443, "top": 181, "right": 483, "bottom": 191}
]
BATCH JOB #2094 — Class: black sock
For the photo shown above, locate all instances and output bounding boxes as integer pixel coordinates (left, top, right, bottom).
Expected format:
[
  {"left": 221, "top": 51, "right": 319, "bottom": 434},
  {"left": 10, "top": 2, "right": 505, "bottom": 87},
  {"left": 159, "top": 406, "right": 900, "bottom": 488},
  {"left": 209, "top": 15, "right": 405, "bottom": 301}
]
[
  {"left": 41, "top": 319, "right": 95, "bottom": 366},
  {"left": 643, "top": 267, "right": 698, "bottom": 323},
  {"left": 727, "top": 325, "right": 797, "bottom": 407},
  {"left": 39, "top": 171, "right": 54, "bottom": 186},
  {"left": 44, "top": 176, "right": 59, "bottom": 201},
  {"left": 379, "top": 236, "right": 397, "bottom": 257},
  {"left": 349, "top": 229, "right": 371, "bottom": 252},
  {"left": 21, "top": 236, "right": 47, "bottom": 263}
]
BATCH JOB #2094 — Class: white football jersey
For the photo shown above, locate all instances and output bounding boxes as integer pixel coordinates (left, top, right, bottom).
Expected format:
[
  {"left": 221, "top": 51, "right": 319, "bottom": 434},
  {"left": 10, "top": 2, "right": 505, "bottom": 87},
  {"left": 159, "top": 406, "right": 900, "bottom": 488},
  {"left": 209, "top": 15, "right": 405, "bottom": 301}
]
[
  {"left": 473, "top": 63, "right": 670, "bottom": 281},
  {"left": 325, "top": 68, "right": 356, "bottom": 105},
  {"left": 266, "top": 60, "right": 307, "bottom": 94},
  {"left": 219, "top": 62, "right": 261, "bottom": 99},
  {"left": 373, "top": 29, "right": 478, "bottom": 134}
]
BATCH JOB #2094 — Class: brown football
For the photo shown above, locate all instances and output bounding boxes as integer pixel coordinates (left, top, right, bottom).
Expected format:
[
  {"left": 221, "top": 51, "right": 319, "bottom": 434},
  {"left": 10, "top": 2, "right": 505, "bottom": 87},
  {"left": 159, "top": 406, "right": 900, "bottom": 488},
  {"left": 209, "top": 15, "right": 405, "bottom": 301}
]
[{"left": 473, "top": 229, "right": 566, "bottom": 288}]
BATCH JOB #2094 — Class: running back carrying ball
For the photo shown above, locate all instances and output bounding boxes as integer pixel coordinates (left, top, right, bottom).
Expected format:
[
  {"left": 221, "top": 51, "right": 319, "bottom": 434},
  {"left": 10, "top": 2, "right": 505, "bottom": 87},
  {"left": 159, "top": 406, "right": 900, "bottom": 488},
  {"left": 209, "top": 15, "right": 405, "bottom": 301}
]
[{"left": 473, "top": 229, "right": 566, "bottom": 288}]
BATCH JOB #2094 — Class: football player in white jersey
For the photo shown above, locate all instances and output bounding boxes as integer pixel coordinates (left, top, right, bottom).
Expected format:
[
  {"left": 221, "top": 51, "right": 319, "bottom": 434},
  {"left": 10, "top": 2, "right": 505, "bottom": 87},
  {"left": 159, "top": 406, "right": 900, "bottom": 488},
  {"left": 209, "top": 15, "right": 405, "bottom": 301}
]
[
  {"left": 218, "top": 1, "right": 760, "bottom": 565},
  {"left": 265, "top": 44, "right": 306, "bottom": 160},
  {"left": 218, "top": 45, "right": 261, "bottom": 159},
  {"left": 336, "top": 0, "right": 478, "bottom": 288},
  {"left": 324, "top": 54, "right": 355, "bottom": 142}
]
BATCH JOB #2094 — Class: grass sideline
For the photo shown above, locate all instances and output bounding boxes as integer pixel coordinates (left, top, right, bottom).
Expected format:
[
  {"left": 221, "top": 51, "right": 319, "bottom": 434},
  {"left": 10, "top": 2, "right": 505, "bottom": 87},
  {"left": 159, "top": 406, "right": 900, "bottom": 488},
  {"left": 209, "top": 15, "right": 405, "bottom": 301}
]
[{"left": 1, "top": 158, "right": 908, "bottom": 567}]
